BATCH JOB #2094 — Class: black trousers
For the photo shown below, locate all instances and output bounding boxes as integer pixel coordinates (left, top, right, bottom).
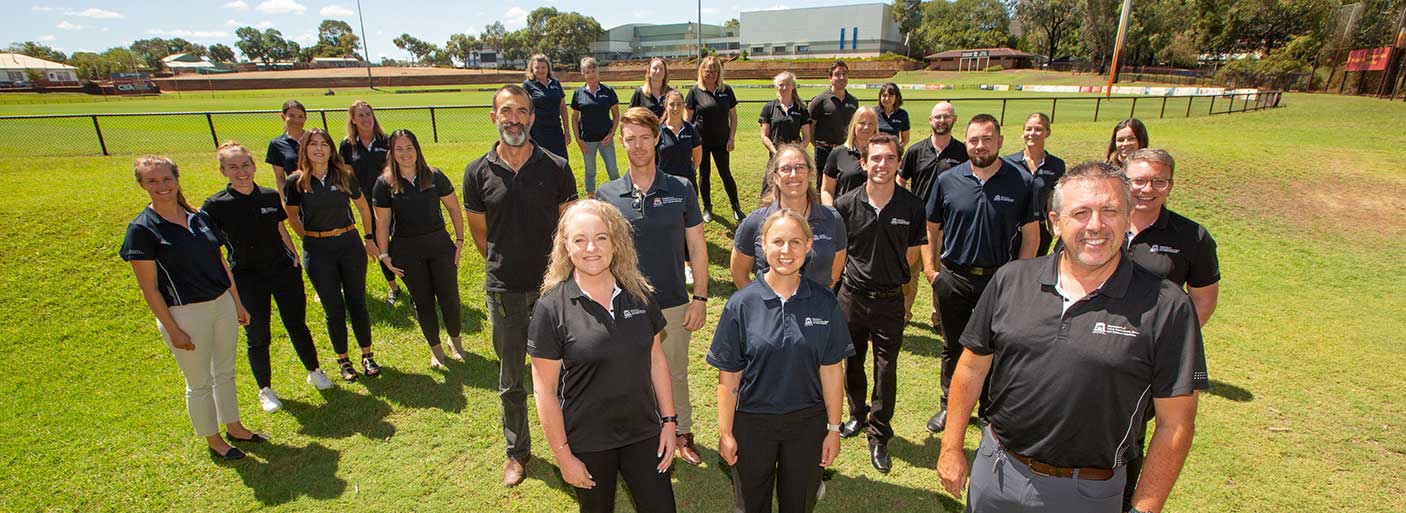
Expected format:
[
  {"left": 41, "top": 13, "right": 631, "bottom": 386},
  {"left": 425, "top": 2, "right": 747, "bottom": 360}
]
[
  {"left": 837, "top": 286, "right": 905, "bottom": 445},
  {"left": 699, "top": 144, "right": 739, "bottom": 211},
  {"left": 813, "top": 145, "right": 833, "bottom": 191},
  {"left": 731, "top": 404, "right": 826, "bottom": 513},
  {"left": 934, "top": 265, "right": 994, "bottom": 415},
  {"left": 389, "top": 231, "right": 462, "bottom": 346},
  {"left": 367, "top": 212, "right": 398, "bottom": 284},
  {"left": 302, "top": 232, "right": 373, "bottom": 355},
  {"left": 233, "top": 263, "right": 320, "bottom": 388},
  {"left": 572, "top": 435, "right": 677, "bottom": 513}
]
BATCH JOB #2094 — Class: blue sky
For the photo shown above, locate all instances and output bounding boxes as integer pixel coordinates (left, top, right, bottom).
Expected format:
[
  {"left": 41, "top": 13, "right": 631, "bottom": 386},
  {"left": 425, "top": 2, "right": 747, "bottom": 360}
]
[{"left": 12, "top": 0, "right": 881, "bottom": 60}]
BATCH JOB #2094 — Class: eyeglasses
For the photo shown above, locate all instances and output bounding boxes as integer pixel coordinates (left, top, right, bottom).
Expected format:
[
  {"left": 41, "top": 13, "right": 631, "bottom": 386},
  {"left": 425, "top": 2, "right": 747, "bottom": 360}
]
[
  {"left": 1129, "top": 177, "right": 1173, "bottom": 190},
  {"left": 776, "top": 164, "right": 810, "bottom": 176},
  {"left": 629, "top": 189, "right": 644, "bottom": 214}
]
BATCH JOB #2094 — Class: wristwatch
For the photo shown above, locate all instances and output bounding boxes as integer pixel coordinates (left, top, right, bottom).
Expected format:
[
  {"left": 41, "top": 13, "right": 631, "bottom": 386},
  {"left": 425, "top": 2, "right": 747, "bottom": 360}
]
[
  {"left": 826, "top": 423, "right": 841, "bottom": 433},
  {"left": 692, "top": 295, "right": 708, "bottom": 303},
  {"left": 660, "top": 415, "right": 678, "bottom": 424}
]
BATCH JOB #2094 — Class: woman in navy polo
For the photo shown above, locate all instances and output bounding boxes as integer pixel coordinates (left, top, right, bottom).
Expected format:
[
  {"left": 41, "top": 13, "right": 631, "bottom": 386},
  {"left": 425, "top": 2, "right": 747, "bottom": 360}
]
[
  {"left": 524, "top": 53, "right": 571, "bottom": 162},
  {"left": 1105, "top": 117, "right": 1148, "bottom": 168},
  {"left": 876, "top": 83, "right": 910, "bottom": 148},
  {"left": 283, "top": 128, "right": 380, "bottom": 382},
  {"left": 710, "top": 208, "right": 852, "bottom": 513},
  {"left": 820, "top": 106, "right": 879, "bottom": 205},
  {"left": 684, "top": 55, "right": 742, "bottom": 222},
  {"left": 372, "top": 129, "right": 467, "bottom": 369},
  {"left": 732, "top": 143, "right": 847, "bottom": 290},
  {"left": 570, "top": 57, "right": 621, "bottom": 195},
  {"left": 339, "top": 100, "right": 403, "bottom": 305},
  {"left": 265, "top": 99, "right": 307, "bottom": 193},
  {"left": 529, "top": 200, "right": 679, "bottom": 513},
  {"left": 122, "top": 155, "right": 266, "bottom": 461},
  {"left": 656, "top": 90, "right": 702, "bottom": 194},
  {"left": 629, "top": 57, "right": 671, "bottom": 118},
  {"left": 1003, "top": 113, "right": 1066, "bottom": 256}
]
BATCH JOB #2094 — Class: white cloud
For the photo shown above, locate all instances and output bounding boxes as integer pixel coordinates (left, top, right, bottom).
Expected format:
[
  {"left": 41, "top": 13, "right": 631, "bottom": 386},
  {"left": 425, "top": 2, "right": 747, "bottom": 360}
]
[
  {"left": 66, "top": 8, "right": 124, "bottom": 19},
  {"left": 292, "top": 32, "right": 316, "bottom": 45},
  {"left": 320, "top": 5, "right": 354, "bottom": 17},
  {"left": 145, "top": 28, "right": 232, "bottom": 38},
  {"left": 38, "top": 34, "right": 56, "bottom": 41},
  {"left": 225, "top": 19, "right": 243, "bottom": 27},
  {"left": 256, "top": 0, "right": 306, "bottom": 15},
  {"left": 503, "top": 6, "right": 528, "bottom": 28},
  {"left": 257, "top": 20, "right": 275, "bottom": 28},
  {"left": 57, "top": 21, "right": 84, "bottom": 30},
  {"left": 222, "top": 0, "right": 250, "bottom": 9},
  {"left": 32, "top": 5, "right": 56, "bottom": 12}
]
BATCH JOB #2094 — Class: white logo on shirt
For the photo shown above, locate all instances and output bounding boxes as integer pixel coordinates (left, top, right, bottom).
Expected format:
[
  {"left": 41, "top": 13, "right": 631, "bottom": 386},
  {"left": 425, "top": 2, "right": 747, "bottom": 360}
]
[
  {"left": 815, "top": 234, "right": 833, "bottom": 241},
  {"left": 804, "top": 317, "right": 830, "bottom": 327},
  {"left": 889, "top": 218, "right": 911, "bottom": 226},
  {"left": 622, "top": 309, "right": 647, "bottom": 319},
  {"left": 260, "top": 207, "right": 280, "bottom": 214},
  {"left": 993, "top": 195, "right": 1016, "bottom": 203},
  {"left": 1092, "top": 321, "right": 1138, "bottom": 337},
  {"left": 653, "top": 196, "right": 683, "bottom": 206},
  {"left": 1150, "top": 244, "right": 1181, "bottom": 254}
]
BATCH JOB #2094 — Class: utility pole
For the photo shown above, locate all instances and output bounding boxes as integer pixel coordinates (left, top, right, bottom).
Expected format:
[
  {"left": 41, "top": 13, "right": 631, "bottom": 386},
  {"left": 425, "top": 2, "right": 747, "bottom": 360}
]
[
  {"left": 697, "top": 0, "right": 704, "bottom": 59},
  {"left": 1375, "top": 3, "right": 1406, "bottom": 98},
  {"left": 1104, "top": 0, "right": 1133, "bottom": 98},
  {"left": 356, "top": 0, "right": 375, "bottom": 90}
]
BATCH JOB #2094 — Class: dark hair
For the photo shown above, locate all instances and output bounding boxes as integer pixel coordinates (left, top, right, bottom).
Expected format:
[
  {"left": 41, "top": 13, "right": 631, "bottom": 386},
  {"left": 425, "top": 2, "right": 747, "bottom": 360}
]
[
  {"left": 860, "top": 133, "right": 901, "bottom": 161},
  {"left": 1105, "top": 118, "right": 1149, "bottom": 166},
  {"left": 968, "top": 113, "right": 1001, "bottom": 133},
  {"left": 294, "top": 128, "right": 353, "bottom": 193},
  {"left": 133, "top": 155, "right": 194, "bottom": 212},
  {"left": 828, "top": 60, "right": 848, "bottom": 76},
  {"left": 493, "top": 84, "right": 531, "bottom": 110},
  {"left": 1050, "top": 161, "right": 1131, "bottom": 215},
  {"left": 281, "top": 99, "right": 306, "bottom": 115},
  {"left": 879, "top": 83, "right": 903, "bottom": 109},
  {"left": 384, "top": 129, "right": 434, "bottom": 194}
]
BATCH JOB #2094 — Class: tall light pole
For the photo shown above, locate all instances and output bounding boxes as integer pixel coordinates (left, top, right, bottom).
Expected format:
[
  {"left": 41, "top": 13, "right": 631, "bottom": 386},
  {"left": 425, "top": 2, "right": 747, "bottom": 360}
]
[
  {"left": 1104, "top": 0, "right": 1133, "bottom": 97},
  {"left": 356, "top": 0, "right": 375, "bottom": 90},
  {"left": 698, "top": 0, "right": 703, "bottom": 59}
]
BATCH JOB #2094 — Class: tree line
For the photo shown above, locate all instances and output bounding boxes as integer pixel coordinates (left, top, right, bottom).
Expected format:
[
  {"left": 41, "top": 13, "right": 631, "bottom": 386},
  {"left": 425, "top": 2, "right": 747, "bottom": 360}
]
[{"left": 390, "top": 8, "right": 602, "bottom": 68}]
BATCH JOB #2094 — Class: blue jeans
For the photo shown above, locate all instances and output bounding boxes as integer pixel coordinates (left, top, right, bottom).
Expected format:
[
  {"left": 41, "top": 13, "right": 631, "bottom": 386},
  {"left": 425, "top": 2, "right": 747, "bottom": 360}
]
[{"left": 580, "top": 139, "right": 619, "bottom": 194}]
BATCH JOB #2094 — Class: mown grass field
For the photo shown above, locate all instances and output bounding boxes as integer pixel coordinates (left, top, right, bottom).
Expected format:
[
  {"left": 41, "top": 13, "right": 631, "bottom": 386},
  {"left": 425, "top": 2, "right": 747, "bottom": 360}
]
[{"left": 0, "top": 87, "right": 1402, "bottom": 512}]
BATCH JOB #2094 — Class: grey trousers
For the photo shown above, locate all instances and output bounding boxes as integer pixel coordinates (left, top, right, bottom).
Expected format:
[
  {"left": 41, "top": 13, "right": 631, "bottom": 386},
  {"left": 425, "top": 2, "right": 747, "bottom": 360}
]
[
  {"left": 967, "top": 426, "right": 1126, "bottom": 513},
  {"left": 487, "top": 290, "right": 539, "bottom": 459}
]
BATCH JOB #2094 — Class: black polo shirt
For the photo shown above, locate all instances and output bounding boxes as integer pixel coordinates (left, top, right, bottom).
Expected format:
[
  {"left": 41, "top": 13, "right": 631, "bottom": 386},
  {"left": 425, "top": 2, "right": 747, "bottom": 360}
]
[
  {"left": 961, "top": 251, "right": 1209, "bottom": 468},
  {"left": 372, "top": 169, "right": 455, "bottom": 238},
  {"left": 1003, "top": 151, "right": 1066, "bottom": 217},
  {"left": 264, "top": 133, "right": 299, "bottom": 173},
  {"left": 656, "top": 121, "right": 701, "bottom": 181},
  {"left": 283, "top": 172, "right": 362, "bottom": 233},
  {"left": 528, "top": 278, "right": 667, "bottom": 453},
  {"left": 734, "top": 202, "right": 847, "bottom": 287},
  {"left": 707, "top": 277, "right": 855, "bottom": 415},
  {"left": 823, "top": 146, "right": 866, "bottom": 200},
  {"left": 683, "top": 84, "right": 737, "bottom": 147},
  {"left": 462, "top": 144, "right": 578, "bottom": 292},
  {"left": 758, "top": 99, "right": 811, "bottom": 145},
  {"left": 340, "top": 135, "right": 389, "bottom": 195},
  {"left": 877, "top": 108, "right": 910, "bottom": 137},
  {"left": 121, "top": 207, "right": 232, "bottom": 307},
  {"left": 629, "top": 87, "right": 670, "bottom": 118},
  {"left": 201, "top": 184, "right": 295, "bottom": 273},
  {"left": 1128, "top": 208, "right": 1220, "bottom": 288},
  {"left": 900, "top": 137, "right": 967, "bottom": 204},
  {"left": 926, "top": 160, "right": 1040, "bottom": 268},
  {"left": 571, "top": 83, "right": 619, "bottom": 143},
  {"left": 835, "top": 186, "right": 929, "bottom": 291},
  {"left": 524, "top": 78, "right": 566, "bottom": 131},
  {"left": 808, "top": 90, "right": 859, "bottom": 145},
  {"left": 594, "top": 169, "right": 703, "bottom": 309}
]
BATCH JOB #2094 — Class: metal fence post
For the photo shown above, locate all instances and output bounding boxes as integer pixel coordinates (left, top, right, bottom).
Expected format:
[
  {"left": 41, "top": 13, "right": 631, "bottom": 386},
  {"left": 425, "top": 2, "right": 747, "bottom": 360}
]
[
  {"left": 92, "top": 115, "right": 108, "bottom": 156},
  {"left": 1130, "top": 97, "right": 1138, "bottom": 119},
  {"left": 999, "top": 99, "right": 1007, "bottom": 126},
  {"left": 1094, "top": 97, "right": 1101, "bottom": 122},
  {"left": 1050, "top": 98, "right": 1057, "bottom": 124},
  {"left": 1186, "top": 96, "right": 1193, "bottom": 117},
  {"left": 430, "top": 107, "right": 439, "bottom": 143},
  {"left": 320, "top": 110, "right": 329, "bottom": 131},
  {"left": 1209, "top": 96, "right": 1215, "bottom": 115},
  {"left": 1160, "top": 97, "right": 1168, "bottom": 119},
  {"left": 206, "top": 113, "right": 219, "bottom": 149}
]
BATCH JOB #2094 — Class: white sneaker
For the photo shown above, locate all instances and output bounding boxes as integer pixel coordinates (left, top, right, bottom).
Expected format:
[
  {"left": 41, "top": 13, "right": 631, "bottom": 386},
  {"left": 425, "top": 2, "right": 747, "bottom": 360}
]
[
  {"left": 684, "top": 265, "right": 694, "bottom": 286},
  {"left": 257, "top": 387, "right": 284, "bottom": 413},
  {"left": 307, "top": 368, "right": 334, "bottom": 390}
]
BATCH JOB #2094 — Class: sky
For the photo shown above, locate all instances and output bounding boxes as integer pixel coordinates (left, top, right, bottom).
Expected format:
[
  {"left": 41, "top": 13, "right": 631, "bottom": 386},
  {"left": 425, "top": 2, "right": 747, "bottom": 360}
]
[{"left": 11, "top": 0, "right": 885, "bottom": 61}]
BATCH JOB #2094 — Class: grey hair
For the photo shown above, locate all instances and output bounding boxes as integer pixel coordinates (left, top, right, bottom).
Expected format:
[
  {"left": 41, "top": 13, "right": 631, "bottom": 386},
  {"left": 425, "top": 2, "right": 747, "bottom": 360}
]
[
  {"left": 1126, "top": 148, "right": 1176, "bottom": 179},
  {"left": 1050, "top": 161, "right": 1132, "bottom": 215},
  {"left": 579, "top": 56, "right": 598, "bottom": 71}
]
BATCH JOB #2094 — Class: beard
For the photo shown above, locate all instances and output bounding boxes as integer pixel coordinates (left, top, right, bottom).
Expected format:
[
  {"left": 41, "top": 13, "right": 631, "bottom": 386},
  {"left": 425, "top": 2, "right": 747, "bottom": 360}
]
[
  {"left": 970, "top": 152, "right": 999, "bottom": 168},
  {"left": 498, "top": 122, "right": 528, "bottom": 147},
  {"left": 932, "top": 123, "right": 952, "bottom": 136}
]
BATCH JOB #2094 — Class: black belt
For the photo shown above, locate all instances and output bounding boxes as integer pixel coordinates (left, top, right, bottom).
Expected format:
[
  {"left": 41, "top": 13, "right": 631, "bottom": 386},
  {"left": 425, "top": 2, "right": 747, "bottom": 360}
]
[
  {"left": 814, "top": 141, "right": 838, "bottom": 149},
  {"left": 843, "top": 284, "right": 903, "bottom": 299},
  {"left": 942, "top": 260, "right": 1001, "bottom": 277}
]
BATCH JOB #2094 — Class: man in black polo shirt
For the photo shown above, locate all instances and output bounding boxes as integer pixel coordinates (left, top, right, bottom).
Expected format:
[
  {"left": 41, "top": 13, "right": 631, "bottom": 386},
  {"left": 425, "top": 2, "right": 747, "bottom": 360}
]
[
  {"left": 922, "top": 114, "right": 1040, "bottom": 434},
  {"left": 937, "top": 162, "right": 1207, "bottom": 513},
  {"left": 833, "top": 133, "right": 928, "bottom": 474},
  {"left": 899, "top": 101, "right": 966, "bottom": 327},
  {"left": 462, "top": 85, "right": 578, "bottom": 488},
  {"left": 595, "top": 107, "right": 710, "bottom": 466},
  {"left": 809, "top": 60, "right": 858, "bottom": 189}
]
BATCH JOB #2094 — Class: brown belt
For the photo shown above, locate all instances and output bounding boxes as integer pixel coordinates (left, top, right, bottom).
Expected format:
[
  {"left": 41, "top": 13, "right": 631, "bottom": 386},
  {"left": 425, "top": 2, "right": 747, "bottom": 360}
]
[
  {"left": 304, "top": 225, "right": 356, "bottom": 238},
  {"left": 1004, "top": 449, "right": 1115, "bottom": 481}
]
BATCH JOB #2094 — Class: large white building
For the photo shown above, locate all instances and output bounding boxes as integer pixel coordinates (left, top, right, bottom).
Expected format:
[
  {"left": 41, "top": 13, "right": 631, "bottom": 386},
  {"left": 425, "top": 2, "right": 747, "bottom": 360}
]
[
  {"left": 0, "top": 53, "right": 79, "bottom": 85},
  {"left": 591, "top": 22, "right": 740, "bottom": 62},
  {"left": 740, "top": 3, "right": 905, "bottom": 59}
]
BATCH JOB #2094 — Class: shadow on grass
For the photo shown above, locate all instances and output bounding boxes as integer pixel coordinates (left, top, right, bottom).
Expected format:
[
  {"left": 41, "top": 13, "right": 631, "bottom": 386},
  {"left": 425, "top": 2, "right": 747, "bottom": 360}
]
[
  {"left": 359, "top": 357, "right": 495, "bottom": 412},
  {"left": 281, "top": 391, "right": 395, "bottom": 440},
  {"left": 890, "top": 432, "right": 941, "bottom": 470},
  {"left": 233, "top": 441, "right": 347, "bottom": 506},
  {"left": 902, "top": 331, "right": 947, "bottom": 360},
  {"left": 1207, "top": 379, "right": 1253, "bottom": 402},
  {"left": 827, "top": 472, "right": 966, "bottom": 512}
]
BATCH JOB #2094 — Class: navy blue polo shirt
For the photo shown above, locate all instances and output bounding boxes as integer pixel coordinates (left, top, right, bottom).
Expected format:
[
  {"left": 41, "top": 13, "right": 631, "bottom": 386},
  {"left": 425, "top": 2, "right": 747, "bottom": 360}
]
[
  {"left": 1003, "top": 151, "right": 1066, "bottom": 217},
  {"left": 961, "top": 251, "right": 1209, "bottom": 468},
  {"left": 1127, "top": 208, "right": 1220, "bottom": 288},
  {"left": 528, "top": 278, "right": 666, "bottom": 453},
  {"left": 877, "top": 108, "right": 910, "bottom": 137},
  {"left": 684, "top": 84, "right": 737, "bottom": 147},
  {"left": 372, "top": 169, "right": 455, "bottom": 238},
  {"left": 835, "top": 185, "right": 929, "bottom": 291},
  {"left": 264, "top": 133, "right": 299, "bottom": 173},
  {"left": 629, "top": 86, "right": 670, "bottom": 118},
  {"left": 201, "top": 184, "right": 296, "bottom": 274},
  {"left": 524, "top": 77, "right": 566, "bottom": 130},
  {"left": 595, "top": 169, "right": 703, "bottom": 309},
  {"left": 734, "top": 202, "right": 847, "bottom": 287},
  {"left": 926, "top": 160, "right": 1041, "bottom": 268},
  {"left": 283, "top": 171, "right": 362, "bottom": 233},
  {"left": 808, "top": 90, "right": 860, "bottom": 145},
  {"left": 758, "top": 99, "right": 812, "bottom": 145},
  {"left": 571, "top": 83, "right": 620, "bottom": 143},
  {"left": 707, "top": 277, "right": 855, "bottom": 415},
  {"left": 340, "top": 135, "right": 389, "bottom": 195},
  {"left": 463, "top": 144, "right": 578, "bottom": 292},
  {"left": 121, "top": 207, "right": 232, "bottom": 307},
  {"left": 900, "top": 137, "right": 967, "bottom": 205},
  {"left": 656, "top": 121, "right": 701, "bottom": 181}
]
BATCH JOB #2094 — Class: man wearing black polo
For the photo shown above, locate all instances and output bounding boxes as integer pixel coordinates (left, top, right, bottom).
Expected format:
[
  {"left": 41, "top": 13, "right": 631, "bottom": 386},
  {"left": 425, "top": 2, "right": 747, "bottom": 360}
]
[
  {"left": 937, "top": 162, "right": 1207, "bottom": 513},
  {"left": 922, "top": 114, "right": 1039, "bottom": 434},
  {"left": 809, "top": 60, "right": 858, "bottom": 189},
  {"left": 463, "top": 85, "right": 578, "bottom": 488},
  {"left": 833, "top": 133, "right": 927, "bottom": 474},
  {"left": 899, "top": 101, "right": 966, "bottom": 326},
  {"left": 595, "top": 107, "right": 710, "bottom": 466}
]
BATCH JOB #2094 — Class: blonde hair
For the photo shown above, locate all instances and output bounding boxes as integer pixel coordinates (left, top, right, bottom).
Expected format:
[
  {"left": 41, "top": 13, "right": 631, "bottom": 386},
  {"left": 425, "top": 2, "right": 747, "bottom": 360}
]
[
  {"left": 758, "top": 143, "right": 820, "bottom": 208},
  {"left": 294, "top": 128, "right": 354, "bottom": 193},
  {"left": 619, "top": 107, "right": 661, "bottom": 138},
  {"left": 344, "top": 100, "right": 387, "bottom": 149},
  {"left": 773, "top": 71, "right": 801, "bottom": 105},
  {"left": 133, "top": 155, "right": 194, "bottom": 212},
  {"left": 695, "top": 55, "right": 724, "bottom": 90},
  {"left": 216, "top": 140, "right": 254, "bottom": 169},
  {"left": 541, "top": 200, "right": 655, "bottom": 303},
  {"left": 844, "top": 106, "right": 881, "bottom": 150},
  {"left": 642, "top": 57, "right": 670, "bottom": 96},
  {"left": 525, "top": 54, "right": 553, "bottom": 81},
  {"left": 760, "top": 208, "right": 814, "bottom": 245}
]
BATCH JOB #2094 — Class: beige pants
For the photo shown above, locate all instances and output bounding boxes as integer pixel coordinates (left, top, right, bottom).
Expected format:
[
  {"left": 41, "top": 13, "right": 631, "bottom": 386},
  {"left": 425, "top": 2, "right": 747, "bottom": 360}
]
[
  {"left": 157, "top": 291, "right": 241, "bottom": 437},
  {"left": 660, "top": 304, "right": 694, "bottom": 434}
]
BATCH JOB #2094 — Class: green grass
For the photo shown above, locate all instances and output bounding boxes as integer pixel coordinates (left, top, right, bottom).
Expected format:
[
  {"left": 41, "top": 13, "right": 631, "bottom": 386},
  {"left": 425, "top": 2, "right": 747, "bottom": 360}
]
[{"left": 2, "top": 91, "right": 1402, "bottom": 512}]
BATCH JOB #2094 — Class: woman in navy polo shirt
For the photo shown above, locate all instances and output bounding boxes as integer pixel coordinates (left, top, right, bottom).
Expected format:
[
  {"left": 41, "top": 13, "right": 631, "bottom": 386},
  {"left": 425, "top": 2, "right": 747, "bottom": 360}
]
[
  {"left": 732, "top": 144, "right": 846, "bottom": 290},
  {"left": 339, "top": 100, "right": 403, "bottom": 305},
  {"left": 283, "top": 128, "right": 380, "bottom": 382},
  {"left": 122, "top": 155, "right": 266, "bottom": 461},
  {"left": 710, "top": 208, "right": 852, "bottom": 513},
  {"left": 1003, "top": 113, "right": 1065, "bottom": 256},
  {"left": 372, "top": 129, "right": 467, "bottom": 370},
  {"left": 820, "top": 106, "right": 879, "bottom": 205},
  {"left": 524, "top": 53, "right": 571, "bottom": 162},
  {"left": 629, "top": 57, "right": 671, "bottom": 117},
  {"left": 265, "top": 99, "right": 307, "bottom": 194},
  {"left": 529, "top": 200, "right": 679, "bottom": 513},
  {"left": 684, "top": 55, "right": 742, "bottom": 222},
  {"left": 570, "top": 57, "right": 621, "bottom": 195},
  {"left": 656, "top": 90, "right": 702, "bottom": 194},
  {"left": 876, "top": 83, "right": 910, "bottom": 149}
]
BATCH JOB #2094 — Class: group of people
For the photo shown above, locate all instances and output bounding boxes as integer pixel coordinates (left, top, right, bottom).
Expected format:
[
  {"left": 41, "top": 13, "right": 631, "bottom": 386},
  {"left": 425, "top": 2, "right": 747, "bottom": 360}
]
[{"left": 122, "top": 57, "right": 1222, "bottom": 513}]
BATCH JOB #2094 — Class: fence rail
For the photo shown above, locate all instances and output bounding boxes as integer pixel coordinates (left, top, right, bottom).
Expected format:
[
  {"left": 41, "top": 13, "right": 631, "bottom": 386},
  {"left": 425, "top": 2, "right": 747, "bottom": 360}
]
[{"left": 0, "top": 91, "right": 1283, "bottom": 158}]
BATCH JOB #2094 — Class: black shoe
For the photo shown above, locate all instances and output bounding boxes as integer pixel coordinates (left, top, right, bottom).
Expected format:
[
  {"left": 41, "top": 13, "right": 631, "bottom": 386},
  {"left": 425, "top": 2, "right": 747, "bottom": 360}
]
[
  {"left": 702, "top": 210, "right": 712, "bottom": 223},
  {"left": 732, "top": 208, "right": 744, "bottom": 222},
  {"left": 209, "top": 446, "right": 246, "bottom": 461},
  {"left": 839, "top": 419, "right": 863, "bottom": 438},
  {"left": 361, "top": 353, "right": 382, "bottom": 377},
  {"left": 869, "top": 443, "right": 891, "bottom": 474},
  {"left": 225, "top": 431, "right": 269, "bottom": 444},
  {"left": 926, "top": 409, "right": 947, "bottom": 433}
]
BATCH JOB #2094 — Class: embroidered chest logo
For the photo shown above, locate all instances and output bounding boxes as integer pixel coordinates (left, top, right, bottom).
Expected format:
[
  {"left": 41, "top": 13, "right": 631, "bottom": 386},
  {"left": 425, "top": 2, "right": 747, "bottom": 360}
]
[
  {"left": 803, "top": 317, "right": 830, "bottom": 327},
  {"left": 992, "top": 194, "right": 1016, "bottom": 203},
  {"left": 1092, "top": 321, "right": 1138, "bottom": 338},
  {"left": 889, "top": 218, "right": 911, "bottom": 226},
  {"left": 652, "top": 196, "right": 683, "bottom": 207},
  {"left": 1150, "top": 245, "right": 1181, "bottom": 254},
  {"left": 815, "top": 234, "right": 833, "bottom": 241},
  {"left": 622, "top": 309, "right": 647, "bottom": 319},
  {"left": 260, "top": 207, "right": 280, "bottom": 214}
]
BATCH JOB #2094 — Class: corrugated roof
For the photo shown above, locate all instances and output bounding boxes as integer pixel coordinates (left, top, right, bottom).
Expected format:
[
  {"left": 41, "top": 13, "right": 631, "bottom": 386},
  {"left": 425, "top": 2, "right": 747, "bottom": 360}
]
[{"left": 0, "top": 53, "right": 77, "bottom": 70}]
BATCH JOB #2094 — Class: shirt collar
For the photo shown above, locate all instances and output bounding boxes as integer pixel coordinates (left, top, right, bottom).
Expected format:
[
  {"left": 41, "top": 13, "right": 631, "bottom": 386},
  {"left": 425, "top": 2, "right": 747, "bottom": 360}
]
[
  {"left": 1151, "top": 207, "right": 1173, "bottom": 230},
  {"left": 619, "top": 168, "right": 672, "bottom": 196},
  {"left": 753, "top": 275, "right": 814, "bottom": 303},
  {"left": 486, "top": 143, "right": 545, "bottom": 169},
  {"left": 564, "top": 275, "right": 623, "bottom": 302},
  {"left": 1039, "top": 248, "right": 1134, "bottom": 299}
]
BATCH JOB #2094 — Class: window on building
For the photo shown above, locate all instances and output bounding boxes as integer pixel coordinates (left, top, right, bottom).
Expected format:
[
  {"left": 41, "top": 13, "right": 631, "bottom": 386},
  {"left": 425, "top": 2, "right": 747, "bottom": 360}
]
[
  {"left": 797, "top": 45, "right": 810, "bottom": 54},
  {"left": 752, "top": 46, "right": 766, "bottom": 54},
  {"left": 774, "top": 46, "right": 786, "bottom": 54}
]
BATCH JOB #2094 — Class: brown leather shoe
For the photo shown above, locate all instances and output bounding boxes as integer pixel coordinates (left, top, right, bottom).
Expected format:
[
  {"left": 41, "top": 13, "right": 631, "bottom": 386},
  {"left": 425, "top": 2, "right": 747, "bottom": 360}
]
[
  {"left": 676, "top": 433, "right": 703, "bottom": 466},
  {"left": 503, "top": 454, "right": 531, "bottom": 487}
]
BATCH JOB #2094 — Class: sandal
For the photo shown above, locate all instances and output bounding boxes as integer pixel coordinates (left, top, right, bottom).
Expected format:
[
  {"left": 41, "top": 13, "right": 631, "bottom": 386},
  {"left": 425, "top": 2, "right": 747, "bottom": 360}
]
[
  {"left": 361, "top": 353, "right": 382, "bottom": 377},
  {"left": 337, "top": 357, "right": 359, "bottom": 382}
]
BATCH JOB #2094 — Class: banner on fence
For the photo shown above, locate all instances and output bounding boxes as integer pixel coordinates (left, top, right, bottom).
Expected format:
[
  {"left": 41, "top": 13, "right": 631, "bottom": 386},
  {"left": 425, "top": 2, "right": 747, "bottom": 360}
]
[{"left": 1346, "top": 47, "right": 1391, "bottom": 72}]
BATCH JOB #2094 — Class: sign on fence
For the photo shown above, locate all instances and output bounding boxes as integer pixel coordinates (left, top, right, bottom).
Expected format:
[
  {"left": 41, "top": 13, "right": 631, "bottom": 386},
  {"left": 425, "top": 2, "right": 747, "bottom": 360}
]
[{"left": 1346, "top": 47, "right": 1391, "bottom": 72}]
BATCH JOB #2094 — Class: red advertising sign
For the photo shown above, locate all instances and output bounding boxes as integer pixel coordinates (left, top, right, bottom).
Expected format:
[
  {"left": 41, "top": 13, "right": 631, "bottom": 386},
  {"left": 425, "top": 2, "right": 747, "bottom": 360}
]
[{"left": 1346, "top": 47, "right": 1391, "bottom": 72}]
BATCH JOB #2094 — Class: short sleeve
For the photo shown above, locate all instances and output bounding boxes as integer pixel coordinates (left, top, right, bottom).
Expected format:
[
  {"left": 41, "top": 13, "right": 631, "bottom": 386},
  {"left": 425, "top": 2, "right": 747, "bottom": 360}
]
[
  {"left": 1021, "top": 174, "right": 1042, "bottom": 224},
  {"left": 722, "top": 85, "right": 738, "bottom": 108},
  {"left": 682, "top": 179, "right": 703, "bottom": 228},
  {"left": 733, "top": 213, "right": 760, "bottom": 255},
  {"left": 909, "top": 201, "right": 929, "bottom": 247},
  {"left": 199, "top": 198, "right": 220, "bottom": 227},
  {"left": 526, "top": 299, "right": 564, "bottom": 360},
  {"left": 757, "top": 101, "right": 772, "bottom": 125},
  {"left": 338, "top": 140, "right": 353, "bottom": 164},
  {"left": 1151, "top": 293, "right": 1210, "bottom": 397},
  {"left": 556, "top": 164, "right": 579, "bottom": 205},
  {"left": 684, "top": 89, "right": 699, "bottom": 110},
  {"left": 120, "top": 223, "right": 157, "bottom": 261},
  {"left": 686, "top": 124, "right": 702, "bottom": 148},
  {"left": 706, "top": 301, "right": 746, "bottom": 372},
  {"left": 826, "top": 207, "right": 847, "bottom": 249},
  {"left": 569, "top": 89, "right": 582, "bottom": 111},
  {"left": 629, "top": 88, "right": 644, "bottom": 108},
  {"left": 900, "top": 144, "right": 919, "bottom": 181},
  {"left": 433, "top": 170, "right": 455, "bottom": 197},
  {"left": 959, "top": 270, "right": 1004, "bottom": 355},
  {"left": 798, "top": 105, "right": 812, "bottom": 125},
  {"left": 462, "top": 163, "right": 485, "bottom": 213},
  {"left": 820, "top": 300, "right": 856, "bottom": 365},
  {"left": 196, "top": 212, "right": 228, "bottom": 246},
  {"left": 282, "top": 176, "right": 303, "bottom": 206},
  {"left": 1187, "top": 228, "right": 1220, "bottom": 288},
  {"left": 344, "top": 175, "right": 362, "bottom": 200},
  {"left": 607, "top": 87, "right": 619, "bottom": 106},
  {"left": 371, "top": 178, "right": 393, "bottom": 208},
  {"left": 807, "top": 94, "right": 823, "bottom": 119},
  {"left": 896, "top": 110, "right": 910, "bottom": 132},
  {"left": 647, "top": 297, "right": 667, "bottom": 335},
  {"left": 925, "top": 177, "right": 944, "bottom": 224},
  {"left": 823, "top": 148, "right": 843, "bottom": 179},
  {"left": 264, "top": 139, "right": 280, "bottom": 167}
]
